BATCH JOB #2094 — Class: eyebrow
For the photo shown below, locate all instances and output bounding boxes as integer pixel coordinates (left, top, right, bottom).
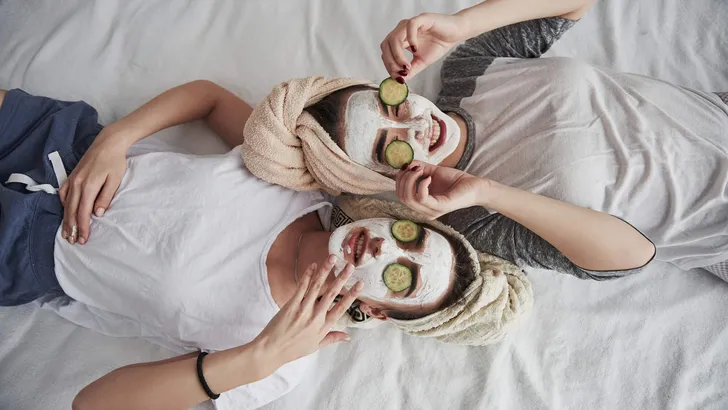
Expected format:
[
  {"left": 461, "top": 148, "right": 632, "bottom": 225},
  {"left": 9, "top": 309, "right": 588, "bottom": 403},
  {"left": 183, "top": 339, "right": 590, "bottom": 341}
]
[
  {"left": 374, "top": 128, "right": 388, "bottom": 163},
  {"left": 415, "top": 228, "right": 427, "bottom": 249}
]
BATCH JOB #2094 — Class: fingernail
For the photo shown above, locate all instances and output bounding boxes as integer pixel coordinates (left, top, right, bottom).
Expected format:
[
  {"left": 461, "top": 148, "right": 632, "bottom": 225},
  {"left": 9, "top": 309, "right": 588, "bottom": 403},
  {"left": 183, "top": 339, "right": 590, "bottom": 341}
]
[
  {"left": 62, "top": 230, "right": 68, "bottom": 239},
  {"left": 69, "top": 237, "right": 75, "bottom": 245},
  {"left": 398, "top": 70, "right": 408, "bottom": 76},
  {"left": 96, "top": 207, "right": 105, "bottom": 217},
  {"left": 396, "top": 77, "right": 405, "bottom": 84},
  {"left": 411, "top": 45, "right": 417, "bottom": 53},
  {"left": 355, "top": 281, "right": 364, "bottom": 290},
  {"left": 328, "top": 255, "right": 336, "bottom": 263},
  {"left": 79, "top": 237, "right": 86, "bottom": 245},
  {"left": 312, "top": 263, "right": 317, "bottom": 270}
]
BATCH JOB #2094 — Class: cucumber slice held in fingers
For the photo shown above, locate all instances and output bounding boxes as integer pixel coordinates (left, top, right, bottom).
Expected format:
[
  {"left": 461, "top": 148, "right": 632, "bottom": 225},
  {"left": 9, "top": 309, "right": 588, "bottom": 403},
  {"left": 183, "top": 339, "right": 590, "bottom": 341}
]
[
  {"left": 391, "top": 219, "right": 420, "bottom": 243},
  {"left": 384, "top": 140, "right": 414, "bottom": 169},
  {"left": 382, "top": 263, "right": 413, "bottom": 292},
  {"left": 379, "top": 77, "right": 409, "bottom": 106}
]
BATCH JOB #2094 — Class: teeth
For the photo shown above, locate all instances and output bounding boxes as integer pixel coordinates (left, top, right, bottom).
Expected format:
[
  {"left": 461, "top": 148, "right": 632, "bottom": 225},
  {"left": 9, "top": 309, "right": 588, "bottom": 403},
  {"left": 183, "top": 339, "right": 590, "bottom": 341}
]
[
  {"left": 346, "top": 245, "right": 351, "bottom": 254},
  {"left": 430, "top": 120, "right": 441, "bottom": 147},
  {"left": 355, "top": 235, "right": 364, "bottom": 260}
]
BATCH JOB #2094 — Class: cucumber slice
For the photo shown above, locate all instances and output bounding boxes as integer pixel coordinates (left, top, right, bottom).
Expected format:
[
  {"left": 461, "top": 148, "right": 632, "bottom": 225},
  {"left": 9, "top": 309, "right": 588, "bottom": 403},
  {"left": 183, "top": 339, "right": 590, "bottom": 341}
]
[
  {"left": 379, "top": 78, "right": 409, "bottom": 106},
  {"left": 385, "top": 140, "right": 414, "bottom": 169},
  {"left": 391, "top": 219, "right": 420, "bottom": 243},
  {"left": 383, "top": 263, "right": 413, "bottom": 292}
]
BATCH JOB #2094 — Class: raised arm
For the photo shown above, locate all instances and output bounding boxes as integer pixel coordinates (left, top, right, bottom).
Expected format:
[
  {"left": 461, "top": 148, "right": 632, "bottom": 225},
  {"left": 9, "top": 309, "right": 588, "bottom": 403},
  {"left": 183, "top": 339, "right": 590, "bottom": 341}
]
[
  {"left": 396, "top": 162, "right": 655, "bottom": 273},
  {"left": 60, "top": 80, "right": 252, "bottom": 245},
  {"left": 380, "top": 0, "right": 594, "bottom": 81},
  {"left": 73, "top": 259, "right": 361, "bottom": 410}
]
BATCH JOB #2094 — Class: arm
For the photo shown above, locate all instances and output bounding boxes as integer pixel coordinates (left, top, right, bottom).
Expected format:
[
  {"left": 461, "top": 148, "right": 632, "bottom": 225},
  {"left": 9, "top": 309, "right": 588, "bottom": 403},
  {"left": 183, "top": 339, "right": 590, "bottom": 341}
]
[
  {"left": 397, "top": 162, "right": 655, "bottom": 273},
  {"left": 73, "top": 345, "right": 272, "bottom": 410},
  {"left": 101, "top": 80, "right": 252, "bottom": 150},
  {"left": 478, "top": 179, "right": 654, "bottom": 271},
  {"left": 455, "top": 0, "right": 593, "bottom": 39},
  {"left": 73, "top": 259, "right": 362, "bottom": 410},
  {"left": 59, "top": 80, "right": 252, "bottom": 245},
  {"left": 381, "top": 0, "right": 594, "bottom": 80}
]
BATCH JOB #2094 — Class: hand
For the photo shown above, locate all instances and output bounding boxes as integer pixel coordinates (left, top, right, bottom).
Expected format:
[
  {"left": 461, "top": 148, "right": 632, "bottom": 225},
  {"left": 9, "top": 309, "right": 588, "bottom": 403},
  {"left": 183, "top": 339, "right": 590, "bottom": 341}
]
[
  {"left": 380, "top": 13, "right": 469, "bottom": 81},
  {"left": 59, "top": 130, "right": 128, "bottom": 244},
  {"left": 252, "top": 256, "right": 363, "bottom": 370},
  {"left": 396, "top": 161, "right": 487, "bottom": 219}
]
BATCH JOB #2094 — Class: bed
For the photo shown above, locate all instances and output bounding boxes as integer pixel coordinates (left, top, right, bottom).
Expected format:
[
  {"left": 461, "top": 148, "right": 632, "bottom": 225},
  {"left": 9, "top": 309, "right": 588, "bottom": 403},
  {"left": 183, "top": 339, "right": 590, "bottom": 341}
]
[{"left": 1, "top": 1, "right": 727, "bottom": 409}]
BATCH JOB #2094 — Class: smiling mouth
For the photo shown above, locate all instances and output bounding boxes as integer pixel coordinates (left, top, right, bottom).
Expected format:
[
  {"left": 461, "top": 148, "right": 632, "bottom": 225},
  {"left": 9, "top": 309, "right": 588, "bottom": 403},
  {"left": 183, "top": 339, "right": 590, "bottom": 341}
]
[
  {"left": 344, "top": 229, "right": 369, "bottom": 266},
  {"left": 428, "top": 114, "right": 447, "bottom": 153}
]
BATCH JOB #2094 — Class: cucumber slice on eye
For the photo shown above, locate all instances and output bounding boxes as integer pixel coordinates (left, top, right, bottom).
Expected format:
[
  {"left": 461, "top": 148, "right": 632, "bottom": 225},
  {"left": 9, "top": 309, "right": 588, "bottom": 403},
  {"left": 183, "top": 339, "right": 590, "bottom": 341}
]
[
  {"left": 391, "top": 219, "right": 420, "bottom": 243},
  {"left": 383, "top": 263, "right": 413, "bottom": 292},
  {"left": 379, "top": 77, "right": 409, "bottom": 106},
  {"left": 384, "top": 140, "right": 414, "bottom": 169}
]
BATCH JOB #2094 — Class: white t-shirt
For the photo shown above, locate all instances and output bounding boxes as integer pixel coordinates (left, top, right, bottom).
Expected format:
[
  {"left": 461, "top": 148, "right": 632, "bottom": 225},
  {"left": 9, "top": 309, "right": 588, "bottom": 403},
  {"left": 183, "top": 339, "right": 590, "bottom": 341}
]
[
  {"left": 51, "top": 146, "right": 329, "bottom": 410},
  {"left": 437, "top": 18, "right": 728, "bottom": 271}
]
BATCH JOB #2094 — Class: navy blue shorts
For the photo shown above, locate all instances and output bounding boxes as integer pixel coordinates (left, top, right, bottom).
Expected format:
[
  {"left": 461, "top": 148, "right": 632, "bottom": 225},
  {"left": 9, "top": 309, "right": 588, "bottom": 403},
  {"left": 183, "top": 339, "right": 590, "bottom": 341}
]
[{"left": 0, "top": 89, "right": 101, "bottom": 306}]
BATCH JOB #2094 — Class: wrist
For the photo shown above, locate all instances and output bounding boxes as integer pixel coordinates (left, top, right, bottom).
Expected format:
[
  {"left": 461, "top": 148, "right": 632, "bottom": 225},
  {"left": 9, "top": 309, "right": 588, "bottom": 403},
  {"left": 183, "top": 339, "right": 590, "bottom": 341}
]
[
  {"left": 474, "top": 177, "right": 500, "bottom": 209},
  {"left": 238, "top": 339, "right": 281, "bottom": 380},
  {"left": 450, "top": 12, "right": 475, "bottom": 42}
]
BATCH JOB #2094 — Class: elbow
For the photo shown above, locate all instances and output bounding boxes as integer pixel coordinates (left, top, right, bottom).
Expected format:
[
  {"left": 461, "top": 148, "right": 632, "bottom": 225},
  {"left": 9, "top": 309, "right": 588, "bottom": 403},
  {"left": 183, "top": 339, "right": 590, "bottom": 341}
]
[
  {"left": 72, "top": 387, "right": 94, "bottom": 410},
  {"left": 629, "top": 238, "right": 656, "bottom": 270}
]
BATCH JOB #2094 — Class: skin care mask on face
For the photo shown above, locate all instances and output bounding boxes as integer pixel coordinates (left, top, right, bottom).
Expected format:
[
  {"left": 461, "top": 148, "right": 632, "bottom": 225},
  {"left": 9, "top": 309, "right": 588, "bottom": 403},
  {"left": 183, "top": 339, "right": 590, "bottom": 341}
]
[
  {"left": 344, "top": 91, "right": 460, "bottom": 173},
  {"left": 329, "top": 218, "right": 454, "bottom": 306}
]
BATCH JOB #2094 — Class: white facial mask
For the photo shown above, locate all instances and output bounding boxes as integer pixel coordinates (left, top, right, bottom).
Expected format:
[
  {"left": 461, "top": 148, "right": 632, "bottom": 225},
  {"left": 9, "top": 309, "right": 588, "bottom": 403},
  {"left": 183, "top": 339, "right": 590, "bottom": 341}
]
[
  {"left": 344, "top": 91, "right": 461, "bottom": 174},
  {"left": 328, "top": 218, "right": 454, "bottom": 306}
]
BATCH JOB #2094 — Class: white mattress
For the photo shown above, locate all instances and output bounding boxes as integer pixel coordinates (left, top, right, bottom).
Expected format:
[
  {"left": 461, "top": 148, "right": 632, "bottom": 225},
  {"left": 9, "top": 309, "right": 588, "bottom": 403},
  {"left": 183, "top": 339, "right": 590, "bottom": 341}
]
[{"left": 1, "top": 1, "right": 727, "bottom": 409}]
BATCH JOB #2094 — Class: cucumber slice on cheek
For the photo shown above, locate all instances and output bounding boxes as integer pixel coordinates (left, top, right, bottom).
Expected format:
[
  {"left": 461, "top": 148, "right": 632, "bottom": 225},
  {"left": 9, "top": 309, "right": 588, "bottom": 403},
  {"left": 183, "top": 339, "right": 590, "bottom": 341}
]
[
  {"left": 383, "top": 263, "right": 413, "bottom": 293},
  {"left": 385, "top": 140, "right": 414, "bottom": 169},
  {"left": 391, "top": 219, "right": 420, "bottom": 243}
]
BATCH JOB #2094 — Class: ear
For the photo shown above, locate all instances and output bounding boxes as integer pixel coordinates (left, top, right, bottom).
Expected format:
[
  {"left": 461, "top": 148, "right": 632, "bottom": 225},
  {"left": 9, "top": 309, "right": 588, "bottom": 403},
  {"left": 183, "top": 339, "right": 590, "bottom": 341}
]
[{"left": 358, "top": 302, "right": 388, "bottom": 321}]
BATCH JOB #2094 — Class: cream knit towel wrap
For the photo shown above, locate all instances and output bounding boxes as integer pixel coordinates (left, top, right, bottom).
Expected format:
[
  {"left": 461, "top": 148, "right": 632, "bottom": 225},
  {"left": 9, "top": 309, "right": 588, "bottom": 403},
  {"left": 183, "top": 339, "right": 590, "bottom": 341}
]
[
  {"left": 241, "top": 76, "right": 396, "bottom": 195},
  {"left": 336, "top": 197, "right": 534, "bottom": 346}
]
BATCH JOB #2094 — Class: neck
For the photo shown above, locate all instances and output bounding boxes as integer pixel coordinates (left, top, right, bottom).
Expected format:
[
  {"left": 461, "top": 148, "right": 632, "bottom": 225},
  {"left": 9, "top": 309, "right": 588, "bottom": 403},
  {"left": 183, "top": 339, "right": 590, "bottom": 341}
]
[{"left": 439, "top": 112, "right": 469, "bottom": 168}]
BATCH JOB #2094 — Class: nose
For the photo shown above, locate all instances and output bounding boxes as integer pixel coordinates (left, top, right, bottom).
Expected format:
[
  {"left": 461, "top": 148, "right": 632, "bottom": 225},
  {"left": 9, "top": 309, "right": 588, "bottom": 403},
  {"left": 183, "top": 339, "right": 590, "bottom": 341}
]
[{"left": 370, "top": 237, "right": 384, "bottom": 257}]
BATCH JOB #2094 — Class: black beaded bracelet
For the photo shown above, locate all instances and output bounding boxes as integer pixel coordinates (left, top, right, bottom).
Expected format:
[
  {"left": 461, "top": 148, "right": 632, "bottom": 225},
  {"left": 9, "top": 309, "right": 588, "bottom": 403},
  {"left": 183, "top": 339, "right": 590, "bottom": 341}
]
[{"left": 196, "top": 351, "right": 220, "bottom": 400}]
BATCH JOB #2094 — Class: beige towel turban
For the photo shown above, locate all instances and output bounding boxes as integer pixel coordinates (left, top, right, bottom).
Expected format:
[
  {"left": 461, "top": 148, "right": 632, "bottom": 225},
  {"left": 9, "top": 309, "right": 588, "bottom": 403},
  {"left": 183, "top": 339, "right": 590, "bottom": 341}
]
[
  {"left": 337, "top": 197, "right": 534, "bottom": 346},
  {"left": 241, "top": 76, "right": 396, "bottom": 195}
]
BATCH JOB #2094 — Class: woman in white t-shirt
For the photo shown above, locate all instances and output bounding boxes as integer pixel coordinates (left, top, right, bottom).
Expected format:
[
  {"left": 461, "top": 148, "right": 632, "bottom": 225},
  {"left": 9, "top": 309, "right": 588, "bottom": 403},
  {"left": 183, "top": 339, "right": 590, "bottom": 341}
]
[{"left": 0, "top": 78, "right": 653, "bottom": 409}]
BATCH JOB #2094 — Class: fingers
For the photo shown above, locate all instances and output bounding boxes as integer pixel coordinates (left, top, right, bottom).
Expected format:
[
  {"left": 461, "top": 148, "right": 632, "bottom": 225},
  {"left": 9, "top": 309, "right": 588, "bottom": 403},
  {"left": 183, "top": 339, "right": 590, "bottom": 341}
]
[
  {"left": 416, "top": 176, "right": 432, "bottom": 203},
  {"left": 76, "top": 180, "right": 104, "bottom": 245},
  {"left": 325, "top": 282, "right": 362, "bottom": 329},
  {"left": 301, "top": 255, "right": 336, "bottom": 310},
  {"left": 94, "top": 175, "right": 121, "bottom": 217},
  {"left": 291, "top": 262, "right": 316, "bottom": 305},
  {"left": 397, "top": 164, "right": 424, "bottom": 204},
  {"left": 405, "top": 16, "right": 423, "bottom": 56},
  {"left": 59, "top": 181, "right": 68, "bottom": 206},
  {"left": 314, "top": 263, "right": 354, "bottom": 317},
  {"left": 318, "top": 331, "right": 351, "bottom": 348},
  {"left": 62, "top": 182, "right": 81, "bottom": 244},
  {"left": 380, "top": 20, "right": 411, "bottom": 80},
  {"left": 396, "top": 163, "right": 441, "bottom": 218}
]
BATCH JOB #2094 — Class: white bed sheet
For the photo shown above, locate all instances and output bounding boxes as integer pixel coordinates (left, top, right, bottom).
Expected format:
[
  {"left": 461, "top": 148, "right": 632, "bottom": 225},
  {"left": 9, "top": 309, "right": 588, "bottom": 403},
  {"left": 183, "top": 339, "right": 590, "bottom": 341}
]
[{"left": 1, "top": 1, "right": 727, "bottom": 409}]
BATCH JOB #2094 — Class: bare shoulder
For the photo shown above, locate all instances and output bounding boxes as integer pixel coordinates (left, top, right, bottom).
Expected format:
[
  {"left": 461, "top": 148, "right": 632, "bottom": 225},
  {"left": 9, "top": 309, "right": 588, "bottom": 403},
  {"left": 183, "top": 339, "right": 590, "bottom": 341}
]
[{"left": 0, "top": 89, "right": 6, "bottom": 110}]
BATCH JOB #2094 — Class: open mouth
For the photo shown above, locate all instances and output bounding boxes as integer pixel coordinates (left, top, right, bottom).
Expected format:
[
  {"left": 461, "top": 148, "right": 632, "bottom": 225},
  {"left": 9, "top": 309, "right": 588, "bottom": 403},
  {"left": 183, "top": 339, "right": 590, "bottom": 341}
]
[
  {"left": 344, "top": 229, "right": 369, "bottom": 266},
  {"left": 428, "top": 113, "right": 447, "bottom": 153}
]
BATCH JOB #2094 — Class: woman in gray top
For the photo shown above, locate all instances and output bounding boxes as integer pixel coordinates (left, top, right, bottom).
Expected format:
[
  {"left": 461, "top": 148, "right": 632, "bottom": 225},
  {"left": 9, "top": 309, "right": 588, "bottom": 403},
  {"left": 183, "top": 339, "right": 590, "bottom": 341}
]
[{"left": 321, "top": 0, "right": 728, "bottom": 281}]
